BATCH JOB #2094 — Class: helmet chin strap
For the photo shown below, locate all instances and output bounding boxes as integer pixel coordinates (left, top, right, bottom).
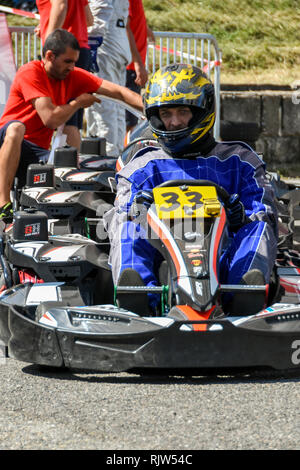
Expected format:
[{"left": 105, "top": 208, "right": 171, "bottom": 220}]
[{"left": 161, "top": 132, "right": 216, "bottom": 158}]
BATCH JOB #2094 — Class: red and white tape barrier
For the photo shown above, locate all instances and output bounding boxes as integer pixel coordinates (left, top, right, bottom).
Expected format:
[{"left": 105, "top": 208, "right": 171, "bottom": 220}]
[
  {"left": 0, "top": 4, "right": 40, "bottom": 20},
  {"left": 0, "top": 6, "right": 220, "bottom": 73},
  {"left": 148, "top": 44, "right": 221, "bottom": 73}
]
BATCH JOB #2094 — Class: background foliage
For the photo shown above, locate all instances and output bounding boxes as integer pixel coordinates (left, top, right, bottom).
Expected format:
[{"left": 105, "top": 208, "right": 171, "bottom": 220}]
[
  {"left": 143, "top": 0, "right": 300, "bottom": 85},
  {"left": 6, "top": 0, "right": 300, "bottom": 84}
]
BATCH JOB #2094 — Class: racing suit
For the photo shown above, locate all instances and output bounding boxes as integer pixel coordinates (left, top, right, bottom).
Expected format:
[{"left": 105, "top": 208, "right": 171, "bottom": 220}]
[
  {"left": 105, "top": 140, "right": 278, "bottom": 309},
  {"left": 86, "top": 0, "right": 131, "bottom": 157}
]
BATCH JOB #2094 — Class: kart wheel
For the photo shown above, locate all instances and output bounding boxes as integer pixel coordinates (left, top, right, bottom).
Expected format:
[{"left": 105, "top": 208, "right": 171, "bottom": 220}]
[
  {"left": 0, "top": 255, "right": 12, "bottom": 289},
  {"left": 0, "top": 274, "right": 6, "bottom": 293}
]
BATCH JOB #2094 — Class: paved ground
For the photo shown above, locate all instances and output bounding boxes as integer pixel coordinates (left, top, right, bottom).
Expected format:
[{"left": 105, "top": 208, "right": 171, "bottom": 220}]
[{"left": 0, "top": 357, "right": 299, "bottom": 451}]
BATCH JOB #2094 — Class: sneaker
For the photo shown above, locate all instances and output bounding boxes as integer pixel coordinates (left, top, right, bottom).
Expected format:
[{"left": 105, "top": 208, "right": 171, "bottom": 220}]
[
  {"left": 227, "top": 269, "right": 266, "bottom": 316},
  {"left": 116, "top": 268, "right": 150, "bottom": 315},
  {"left": 0, "top": 202, "right": 13, "bottom": 223}
]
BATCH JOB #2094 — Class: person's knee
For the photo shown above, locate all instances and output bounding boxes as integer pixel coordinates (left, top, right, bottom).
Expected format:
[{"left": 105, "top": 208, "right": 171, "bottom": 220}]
[{"left": 4, "top": 122, "right": 25, "bottom": 144}]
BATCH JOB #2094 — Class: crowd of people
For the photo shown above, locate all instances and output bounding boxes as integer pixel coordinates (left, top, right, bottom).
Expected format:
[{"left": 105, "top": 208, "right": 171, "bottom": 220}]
[
  {"left": 0, "top": 1, "right": 279, "bottom": 317},
  {"left": 0, "top": 0, "right": 151, "bottom": 219},
  {"left": 35, "top": 0, "right": 153, "bottom": 153}
]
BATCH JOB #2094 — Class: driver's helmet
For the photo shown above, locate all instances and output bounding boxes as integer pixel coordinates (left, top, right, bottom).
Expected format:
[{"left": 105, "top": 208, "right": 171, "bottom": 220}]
[{"left": 144, "top": 63, "right": 215, "bottom": 155}]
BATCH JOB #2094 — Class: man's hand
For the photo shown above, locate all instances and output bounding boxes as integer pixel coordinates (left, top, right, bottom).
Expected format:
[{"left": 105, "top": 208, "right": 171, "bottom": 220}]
[
  {"left": 134, "top": 62, "right": 148, "bottom": 88},
  {"left": 34, "top": 24, "right": 41, "bottom": 38},
  {"left": 73, "top": 93, "right": 101, "bottom": 109},
  {"left": 33, "top": 94, "right": 101, "bottom": 130}
]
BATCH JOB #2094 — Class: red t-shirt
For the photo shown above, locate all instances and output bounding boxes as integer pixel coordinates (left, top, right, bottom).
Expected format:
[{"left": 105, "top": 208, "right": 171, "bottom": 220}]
[
  {"left": 127, "top": 0, "right": 148, "bottom": 71},
  {"left": 36, "top": 0, "right": 89, "bottom": 48},
  {"left": 0, "top": 61, "right": 102, "bottom": 149}
]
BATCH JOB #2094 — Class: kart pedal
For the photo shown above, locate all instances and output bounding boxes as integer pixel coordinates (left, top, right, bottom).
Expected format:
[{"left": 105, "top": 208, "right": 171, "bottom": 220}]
[
  {"left": 226, "top": 269, "right": 266, "bottom": 316},
  {"left": 116, "top": 268, "right": 151, "bottom": 315}
]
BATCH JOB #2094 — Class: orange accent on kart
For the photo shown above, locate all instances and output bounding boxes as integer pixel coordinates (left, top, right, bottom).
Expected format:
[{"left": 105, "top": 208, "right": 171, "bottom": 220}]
[{"left": 176, "top": 305, "right": 215, "bottom": 331}]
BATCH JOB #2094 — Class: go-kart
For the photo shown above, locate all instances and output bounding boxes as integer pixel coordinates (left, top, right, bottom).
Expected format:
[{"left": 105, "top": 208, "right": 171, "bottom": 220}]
[
  {"left": 13, "top": 144, "right": 116, "bottom": 241},
  {"left": 0, "top": 175, "right": 300, "bottom": 374}
]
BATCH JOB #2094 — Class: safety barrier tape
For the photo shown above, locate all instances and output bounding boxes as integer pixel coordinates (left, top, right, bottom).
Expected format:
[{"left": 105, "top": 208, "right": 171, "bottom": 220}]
[
  {"left": 148, "top": 43, "right": 221, "bottom": 73},
  {"left": 0, "top": 6, "right": 221, "bottom": 73},
  {"left": 0, "top": 5, "right": 40, "bottom": 19}
]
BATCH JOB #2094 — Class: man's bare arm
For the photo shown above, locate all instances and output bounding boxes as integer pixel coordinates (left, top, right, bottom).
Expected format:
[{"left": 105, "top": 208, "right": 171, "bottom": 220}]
[
  {"left": 126, "top": 20, "right": 148, "bottom": 88},
  {"left": 97, "top": 80, "right": 144, "bottom": 113},
  {"left": 85, "top": 4, "right": 94, "bottom": 28},
  {"left": 46, "top": 0, "right": 68, "bottom": 37},
  {"left": 32, "top": 94, "right": 101, "bottom": 129}
]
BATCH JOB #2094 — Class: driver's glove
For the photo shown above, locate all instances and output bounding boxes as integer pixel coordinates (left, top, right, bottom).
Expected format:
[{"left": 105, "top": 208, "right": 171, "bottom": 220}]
[
  {"left": 225, "top": 193, "right": 248, "bottom": 232},
  {"left": 130, "top": 189, "right": 154, "bottom": 218},
  {"left": 88, "top": 36, "right": 103, "bottom": 73}
]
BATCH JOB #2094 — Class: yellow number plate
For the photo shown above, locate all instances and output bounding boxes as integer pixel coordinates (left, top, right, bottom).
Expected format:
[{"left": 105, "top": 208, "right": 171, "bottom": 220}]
[{"left": 153, "top": 185, "right": 221, "bottom": 219}]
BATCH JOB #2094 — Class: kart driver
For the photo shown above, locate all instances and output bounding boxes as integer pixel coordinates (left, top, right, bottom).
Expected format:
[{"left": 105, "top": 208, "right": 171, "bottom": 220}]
[
  {"left": 0, "top": 28, "right": 143, "bottom": 222},
  {"left": 105, "top": 63, "right": 278, "bottom": 316}
]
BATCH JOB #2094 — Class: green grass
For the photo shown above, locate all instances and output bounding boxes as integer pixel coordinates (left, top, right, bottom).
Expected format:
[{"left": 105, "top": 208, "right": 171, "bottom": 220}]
[
  {"left": 5, "top": 0, "right": 300, "bottom": 85},
  {"left": 143, "top": 0, "right": 300, "bottom": 85}
]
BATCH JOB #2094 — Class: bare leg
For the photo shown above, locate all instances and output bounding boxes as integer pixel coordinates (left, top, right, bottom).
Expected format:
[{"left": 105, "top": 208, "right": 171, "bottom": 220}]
[
  {"left": 0, "top": 122, "right": 25, "bottom": 206},
  {"left": 63, "top": 124, "right": 81, "bottom": 151}
]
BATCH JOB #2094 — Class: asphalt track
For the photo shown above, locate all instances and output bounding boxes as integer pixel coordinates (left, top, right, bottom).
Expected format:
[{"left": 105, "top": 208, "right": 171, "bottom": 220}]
[{"left": 0, "top": 357, "right": 299, "bottom": 451}]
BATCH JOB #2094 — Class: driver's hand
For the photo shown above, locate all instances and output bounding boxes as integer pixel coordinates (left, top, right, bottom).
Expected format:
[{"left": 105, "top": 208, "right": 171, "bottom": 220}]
[
  {"left": 225, "top": 193, "right": 247, "bottom": 232},
  {"left": 130, "top": 189, "right": 154, "bottom": 218}
]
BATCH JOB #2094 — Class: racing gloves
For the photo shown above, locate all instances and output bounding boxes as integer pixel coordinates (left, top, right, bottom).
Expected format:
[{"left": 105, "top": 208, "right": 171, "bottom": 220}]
[
  {"left": 130, "top": 190, "right": 154, "bottom": 218},
  {"left": 88, "top": 36, "right": 103, "bottom": 73},
  {"left": 130, "top": 189, "right": 248, "bottom": 233},
  {"left": 225, "top": 193, "right": 249, "bottom": 232}
]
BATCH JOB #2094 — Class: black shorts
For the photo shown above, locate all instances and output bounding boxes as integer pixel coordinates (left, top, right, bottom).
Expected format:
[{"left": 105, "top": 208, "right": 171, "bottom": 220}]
[
  {"left": 125, "top": 69, "right": 141, "bottom": 128},
  {"left": 0, "top": 120, "right": 49, "bottom": 188},
  {"left": 66, "top": 47, "right": 92, "bottom": 129}
]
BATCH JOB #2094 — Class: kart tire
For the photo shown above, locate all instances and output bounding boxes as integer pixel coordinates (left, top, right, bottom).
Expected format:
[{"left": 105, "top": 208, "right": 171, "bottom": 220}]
[
  {"left": 0, "top": 274, "right": 6, "bottom": 292},
  {"left": 0, "top": 255, "right": 12, "bottom": 289}
]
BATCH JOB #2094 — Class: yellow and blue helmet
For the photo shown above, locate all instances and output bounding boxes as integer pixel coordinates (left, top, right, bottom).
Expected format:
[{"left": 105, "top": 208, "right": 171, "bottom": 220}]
[{"left": 144, "top": 63, "right": 215, "bottom": 155}]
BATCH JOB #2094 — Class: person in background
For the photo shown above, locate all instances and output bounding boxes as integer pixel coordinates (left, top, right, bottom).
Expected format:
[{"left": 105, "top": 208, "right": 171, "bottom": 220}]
[
  {"left": 35, "top": 0, "right": 94, "bottom": 150},
  {"left": 125, "top": 0, "right": 154, "bottom": 133},
  {"left": 86, "top": 0, "right": 148, "bottom": 157},
  {"left": 0, "top": 29, "right": 143, "bottom": 222}
]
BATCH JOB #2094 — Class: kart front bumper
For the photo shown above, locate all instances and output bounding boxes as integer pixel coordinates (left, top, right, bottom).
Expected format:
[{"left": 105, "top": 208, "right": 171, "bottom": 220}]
[{"left": 1, "top": 302, "right": 300, "bottom": 373}]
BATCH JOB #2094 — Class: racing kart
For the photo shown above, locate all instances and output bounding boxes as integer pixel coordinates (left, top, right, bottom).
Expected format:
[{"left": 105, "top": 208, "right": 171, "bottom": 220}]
[
  {"left": 0, "top": 172, "right": 300, "bottom": 374},
  {"left": 14, "top": 144, "right": 116, "bottom": 241}
]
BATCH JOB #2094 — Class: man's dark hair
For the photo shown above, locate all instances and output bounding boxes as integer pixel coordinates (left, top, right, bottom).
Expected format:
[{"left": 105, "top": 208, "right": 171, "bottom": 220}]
[{"left": 42, "top": 29, "right": 80, "bottom": 57}]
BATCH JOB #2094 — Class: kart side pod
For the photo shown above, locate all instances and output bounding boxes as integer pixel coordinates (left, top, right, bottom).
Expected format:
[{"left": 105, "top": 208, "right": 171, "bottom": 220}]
[
  {"left": 26, "top": 164, "right": 54, "bottom": 188},
  {"left": 13, "top": 209, "right": 48, "bottom": 242},
  {"left": 53, "top": 146, "right": 78, "bottom": 168}
]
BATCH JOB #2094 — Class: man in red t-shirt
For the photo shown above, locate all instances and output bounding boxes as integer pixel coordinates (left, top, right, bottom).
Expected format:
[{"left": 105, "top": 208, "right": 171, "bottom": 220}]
[
  {"left": 0, "top": 29, "right": 143, "bottom": 221},
  {"left": 36, "top": 0, "right": 94, "bottom": 149}
]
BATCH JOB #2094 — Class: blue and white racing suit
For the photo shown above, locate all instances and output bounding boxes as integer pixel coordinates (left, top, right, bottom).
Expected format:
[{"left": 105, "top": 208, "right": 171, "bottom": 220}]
[{"left": 105, "top": 141, "right": 278, "bottom": 308}]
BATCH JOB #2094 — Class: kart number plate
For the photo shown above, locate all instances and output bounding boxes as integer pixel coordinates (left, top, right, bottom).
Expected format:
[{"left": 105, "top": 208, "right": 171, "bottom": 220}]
[{"left": 153, "top": 185, "right": 221, "bottom": 219}]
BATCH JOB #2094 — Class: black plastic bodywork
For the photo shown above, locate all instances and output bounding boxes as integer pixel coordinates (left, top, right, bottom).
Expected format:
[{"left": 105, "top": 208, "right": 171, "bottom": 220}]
[{"left": 1, "top": 298, "right": 300, "bottom": 372}]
